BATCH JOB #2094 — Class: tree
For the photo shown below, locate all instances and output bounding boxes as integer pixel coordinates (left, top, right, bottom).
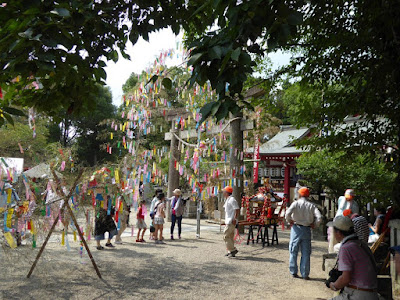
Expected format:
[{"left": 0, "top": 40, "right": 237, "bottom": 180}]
[
  {"left": 0, "top": 0, "right": 189, "bottom": 123},
  {"left": 122, "top": 73, "right": 139, "bottom": 94},
  {"left": 296, "top": 150, "right": 396, "bottom": 208},
  {"left": 48, "top": 85, "right": 117, "bottom": 166},
  {"left": 279, "top": 1, "right": 400, "bottom": 204},
  {"left": 0, "top": 117, "right": 51, "bottom": 167}
]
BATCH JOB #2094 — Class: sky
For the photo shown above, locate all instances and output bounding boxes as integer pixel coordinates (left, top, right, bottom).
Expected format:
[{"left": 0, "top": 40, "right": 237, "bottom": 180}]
[{"left": 105, "top": 28, "right": 291, "bottom": 107}]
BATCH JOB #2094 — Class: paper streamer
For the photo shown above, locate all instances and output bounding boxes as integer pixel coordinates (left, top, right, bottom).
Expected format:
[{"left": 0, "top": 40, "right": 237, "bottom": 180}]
[{"left": 4, "top": 232, "right": 17, "bottom": 249}]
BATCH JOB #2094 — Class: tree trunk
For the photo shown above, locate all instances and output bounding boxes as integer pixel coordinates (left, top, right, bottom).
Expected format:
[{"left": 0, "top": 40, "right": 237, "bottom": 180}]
[{"left": 229, "top": 113, "right": 244, "bottom": 204}]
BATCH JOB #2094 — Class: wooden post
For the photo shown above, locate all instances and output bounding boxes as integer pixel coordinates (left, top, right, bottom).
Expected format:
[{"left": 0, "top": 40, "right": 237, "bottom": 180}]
[
  {"left": 27, "top": 169, "right": 85, "bottom": 278},
  {"left": 51, "top": 170, "right": 102, "bottom": 279}
]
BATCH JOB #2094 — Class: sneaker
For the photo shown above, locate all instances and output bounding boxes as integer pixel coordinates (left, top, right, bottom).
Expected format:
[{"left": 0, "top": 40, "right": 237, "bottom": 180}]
[
  {"left": 115, "top": 241, "right": 123, "bottom": 245},
  {"left": 96, "top": 246, "right": 104, "bottom": 250},
  {"left": 231, "top": 249, "right": 238, "bottom": 256},
  {"left": 303, "top": 276, "right": 310, "bottom": 280},
  {"left": 227, "top": 252, "right": 236, "bottom": 258},
  {"left": 292, "top": 274, "right": 299, "bottom": 278},
  {"left": 105, "top": 243, "right": 115, "bottom": 248}
]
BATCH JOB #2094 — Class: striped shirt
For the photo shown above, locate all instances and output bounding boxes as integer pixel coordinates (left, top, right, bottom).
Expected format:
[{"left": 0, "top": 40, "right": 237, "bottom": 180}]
[
  {"left": 352, "top": 216, "right": 369, "bottom": 244},
  {"left": 338, "top": 239, "right": 377, "bottom": 289}
]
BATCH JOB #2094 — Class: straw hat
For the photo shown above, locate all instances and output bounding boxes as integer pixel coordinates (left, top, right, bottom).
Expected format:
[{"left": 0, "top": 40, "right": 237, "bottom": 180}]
[{"left": 173, "top": 189, "right": 181, "bottom": 195}]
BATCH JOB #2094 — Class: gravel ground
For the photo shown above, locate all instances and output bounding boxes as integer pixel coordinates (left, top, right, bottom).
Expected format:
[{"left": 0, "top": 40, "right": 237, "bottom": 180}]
[{"left": 0, "top": 217, "right": 333, "bottom": 300}]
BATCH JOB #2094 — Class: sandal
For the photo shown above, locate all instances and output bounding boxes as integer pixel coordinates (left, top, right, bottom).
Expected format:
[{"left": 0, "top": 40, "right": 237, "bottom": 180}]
[
  {"left": 105, "top": 243, "right": 115, "bottom": 248},
  {"left": 140, "top": 239, "right": 146, "bottom": 243},
  {"left": 136, "top": 239, "right": 141, "bottom": 242},
  {"left": 96, "top": 246, "right": 104, "bottom": 250}
]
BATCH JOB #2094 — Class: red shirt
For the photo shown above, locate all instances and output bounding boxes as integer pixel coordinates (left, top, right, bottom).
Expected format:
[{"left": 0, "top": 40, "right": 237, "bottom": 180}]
[{"left": 137, "top": 206, "right": 144, "bottom": 219}]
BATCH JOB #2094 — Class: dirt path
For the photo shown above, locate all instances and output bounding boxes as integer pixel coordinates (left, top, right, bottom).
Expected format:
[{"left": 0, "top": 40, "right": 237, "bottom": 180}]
[{"left": 0, "top": 218, "right": 333, "bottom": 300}]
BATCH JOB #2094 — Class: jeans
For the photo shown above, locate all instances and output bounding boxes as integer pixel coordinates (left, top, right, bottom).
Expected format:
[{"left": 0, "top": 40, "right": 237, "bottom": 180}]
[
  {"left": 171, "top": 214, "right": 182, "bottom": 236},
  {"left": 289, "top": 224, "right": 312, "bottom": 277}
]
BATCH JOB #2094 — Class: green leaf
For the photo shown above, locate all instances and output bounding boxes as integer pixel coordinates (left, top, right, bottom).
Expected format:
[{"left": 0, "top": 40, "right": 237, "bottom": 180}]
[
  {"left": 187, "top": 53, "right": 203, "bottom": 66},
  {"left": 3, "top": 113, "right": 14, "bottom": 126},
  {"left": 18, "top": 28, "right": 33, "bottom": 39},
  {"left": 2, "top": 107, "right": 26, "bottom": 117},
  {"left": 161, "top": 78, "right": 173, "bottom": 90},
  {"left": 287, "top": 11, "right": 303, "bottom": 25},
  {"left": 231, "top": 47, "right": 241, "bottom": 61},
  {"left": 215, "top": 102, "right": 229, "bottom": 121},
  {"left": 199, "top": 101, "right": 217, "bottom": 124},
  {"left": 209, "top": 46, "right": 222, "bottom": 60},
  {"left": 145, "top": 75, "right": 158, "bottom": 86},
  {"left": 51, "top": 8, "right": 71, "bottom": 17},
  {"left": 218, "top": 50, "right": 232, "bottom": 77}
]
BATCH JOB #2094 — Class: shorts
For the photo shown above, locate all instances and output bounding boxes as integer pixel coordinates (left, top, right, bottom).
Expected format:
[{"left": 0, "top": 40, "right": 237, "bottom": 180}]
[
  {"left": 150, "top": 225, "right": 155, "bottom": 233},
  {"left": 94, "top": 229, "right": 117, "bottom": 241},
  {"left": 136, "top": 219, "right": 147, "bottom": 229},
  {"left": 154, "top": 217, "right": 164, "bottom": 225}
]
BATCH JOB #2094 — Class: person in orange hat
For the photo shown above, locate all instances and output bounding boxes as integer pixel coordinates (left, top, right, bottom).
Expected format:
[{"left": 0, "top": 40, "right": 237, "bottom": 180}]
[
  {"left": 329, "top": 189, "right": 360, "bottom": 253},
  {"left": 285, "top": 187, "right": 321, "bottom": 280},
  {"left": 223, "top": 186, "right": 240, "bottom": 258},
  {"left": 336, "top": 189, "right": 359, "bottom": 217}
]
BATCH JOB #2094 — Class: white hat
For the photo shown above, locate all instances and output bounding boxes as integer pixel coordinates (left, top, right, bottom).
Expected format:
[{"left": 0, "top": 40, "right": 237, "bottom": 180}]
[
  {"left": 173, "top": 189, "right": 181, "bottom": 195},
  {"left": 329, "top": 216, "right": 354, "bottom": 232}
]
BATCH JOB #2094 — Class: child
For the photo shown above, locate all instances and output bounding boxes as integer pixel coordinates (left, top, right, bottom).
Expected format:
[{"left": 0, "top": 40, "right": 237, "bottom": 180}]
[
  {"left": 136, "top": 200, "right": 147, "bottom": 242},
  {"left": 149, "top": 189, "right": 162, "bottom": 240},
  {"left": 154, "top": 193, "right": 166, "bottom": 244}
]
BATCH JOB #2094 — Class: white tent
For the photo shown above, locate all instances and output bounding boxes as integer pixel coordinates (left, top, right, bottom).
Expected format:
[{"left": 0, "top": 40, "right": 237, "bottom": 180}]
[{"left": 23, "top": 163, "right": 63, "bottom": 179}]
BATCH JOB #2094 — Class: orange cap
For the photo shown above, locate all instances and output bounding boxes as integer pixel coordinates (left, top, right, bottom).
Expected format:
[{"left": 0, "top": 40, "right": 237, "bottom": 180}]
[
  {"left": 298, "top": 187, "right": 310, "bottom": 197},
  {"left": 343, "top": 209, "right": 352, "bottom": 217},
  {"left": 224, "top": 186, "right": 233, "bottom": 194}
]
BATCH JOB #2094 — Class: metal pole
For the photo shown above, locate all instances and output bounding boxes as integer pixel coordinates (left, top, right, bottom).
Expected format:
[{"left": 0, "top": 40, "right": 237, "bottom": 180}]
[{"left": 196, "top": 129, "right": 201, "bottom": 238}]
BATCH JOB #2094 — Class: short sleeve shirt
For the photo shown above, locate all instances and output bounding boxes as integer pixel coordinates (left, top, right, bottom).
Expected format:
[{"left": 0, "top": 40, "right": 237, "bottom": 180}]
[
  {"left": 338, "top": 241, "right": 377, "bottom": 289},
  {"left": 155, "top": 202, "right": 165, "bottom": 218},
  {"left": 224, "top": 196, "right": 239, "bottom": 225}
]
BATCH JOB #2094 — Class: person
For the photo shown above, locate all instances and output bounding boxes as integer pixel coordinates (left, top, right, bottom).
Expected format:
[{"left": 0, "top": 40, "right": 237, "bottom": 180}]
[
  {"left": 94, "top": 195, "right": 117, "bottom": 250},
  {"left": 331, "top": 209, "right": 370, "bottom": 252},
  {"left": 170, "top": 188, "right": 185, "bottom": 240},
  {"left": 368, "top": 206, "right": 386, "bottom": 243},
  {"left": 329, "top": 189, "right": 360, "bottom": 253},
  {"left": 150, "top": 189, "right": 162, "bottom": 240},
  {"left": 154, "top": 192, "right": 166, "bottom": 244},
  {"left": 136, "top": 200, "right": 147, "bottom": 242},
  {"left": 115, "top": 196, "right": 129, "bottom": 244},
  {"left": 349, "top": 212, "right": 370, "bottom": 244},
  {"left": 223, "top": 186, "right": 240, "bottom": 258},
  {"left": 335, "top": 189, "right": 359, "bottom": 217},
  {"left": 328, "top": 216, "right": 378, "bottom": 300},
  {"left": 285, "top": 187, "right": 322, "bottom": 279}
]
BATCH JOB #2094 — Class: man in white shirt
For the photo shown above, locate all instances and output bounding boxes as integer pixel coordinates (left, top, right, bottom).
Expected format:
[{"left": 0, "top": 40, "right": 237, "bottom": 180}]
[
  {"left": 223, "top": 186, "right": 240, "bottom": 258},
  {"left": 285, "top": 187, "right": 322, "bottom": 279}
]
